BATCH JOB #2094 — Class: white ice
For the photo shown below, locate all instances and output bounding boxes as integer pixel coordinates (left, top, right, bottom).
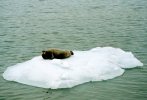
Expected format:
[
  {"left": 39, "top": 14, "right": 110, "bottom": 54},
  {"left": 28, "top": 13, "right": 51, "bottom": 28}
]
[{"left": 3, "top": 47, "right": 143, "bottom": 89}]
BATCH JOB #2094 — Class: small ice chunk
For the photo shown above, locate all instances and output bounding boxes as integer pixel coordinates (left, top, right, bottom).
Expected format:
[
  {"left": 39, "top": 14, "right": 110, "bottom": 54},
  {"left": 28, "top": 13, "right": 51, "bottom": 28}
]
[{"left": 3, "top": 47, "right": 143, "bottom": 89}]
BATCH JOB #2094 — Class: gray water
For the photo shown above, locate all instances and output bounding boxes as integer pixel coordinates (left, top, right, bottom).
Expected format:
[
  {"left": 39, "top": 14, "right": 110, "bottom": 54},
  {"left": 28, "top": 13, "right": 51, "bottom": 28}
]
[{"left": 0, "top": 0, "right": 147, "bottom": 100}]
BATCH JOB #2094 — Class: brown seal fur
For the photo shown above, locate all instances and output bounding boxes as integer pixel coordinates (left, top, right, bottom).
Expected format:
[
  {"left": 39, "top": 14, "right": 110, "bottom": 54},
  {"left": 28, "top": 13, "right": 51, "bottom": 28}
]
[{"left": 42, "top": 49, "right": 74, "bottom": 59}]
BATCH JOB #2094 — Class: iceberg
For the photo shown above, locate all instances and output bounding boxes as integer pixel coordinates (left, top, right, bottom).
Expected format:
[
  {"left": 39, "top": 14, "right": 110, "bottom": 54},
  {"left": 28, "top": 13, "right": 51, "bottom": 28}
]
[{"left": 3, "top": 47, "right": 143, "bottom": 89}]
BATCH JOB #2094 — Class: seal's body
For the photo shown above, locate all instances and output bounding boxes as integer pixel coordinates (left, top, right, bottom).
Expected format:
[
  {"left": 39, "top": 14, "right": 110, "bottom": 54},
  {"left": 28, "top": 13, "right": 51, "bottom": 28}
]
[{"left": 42, "top": 49, "right": 74, "bottom": 59}]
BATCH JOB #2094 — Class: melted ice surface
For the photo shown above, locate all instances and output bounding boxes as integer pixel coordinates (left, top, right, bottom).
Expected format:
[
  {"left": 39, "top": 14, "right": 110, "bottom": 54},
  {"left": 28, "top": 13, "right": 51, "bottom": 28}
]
[{"left": 3, "top": 47, "right": 143, "bottom": 89}]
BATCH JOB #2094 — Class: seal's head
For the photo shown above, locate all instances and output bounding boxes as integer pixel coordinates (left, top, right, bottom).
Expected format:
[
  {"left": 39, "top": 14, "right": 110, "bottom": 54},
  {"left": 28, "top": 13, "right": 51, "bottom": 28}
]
[
  {"left": 70, "top": 51, "right": 74, "bottom": 55},
  {"left": 42, "top": 51, "right": 54, "bottom": 59}
]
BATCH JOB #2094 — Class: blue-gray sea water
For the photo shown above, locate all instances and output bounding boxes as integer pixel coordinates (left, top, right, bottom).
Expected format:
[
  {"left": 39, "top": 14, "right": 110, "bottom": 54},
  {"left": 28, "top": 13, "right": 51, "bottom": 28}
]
[{"left": 0, "top": 0, "right": 147, "bottom": 100}]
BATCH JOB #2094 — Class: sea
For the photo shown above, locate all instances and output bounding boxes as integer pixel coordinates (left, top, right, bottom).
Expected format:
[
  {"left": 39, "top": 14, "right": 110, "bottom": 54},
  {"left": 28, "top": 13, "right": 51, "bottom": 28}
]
[{"left": 0, "top": 0, "right": 147, "bottom": 100}]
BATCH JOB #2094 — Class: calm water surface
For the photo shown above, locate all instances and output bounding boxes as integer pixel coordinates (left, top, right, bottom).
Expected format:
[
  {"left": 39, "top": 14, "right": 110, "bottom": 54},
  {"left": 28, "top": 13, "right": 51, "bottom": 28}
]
[{"left": 0, "top": 0, "right": 147, "bottom": 100}]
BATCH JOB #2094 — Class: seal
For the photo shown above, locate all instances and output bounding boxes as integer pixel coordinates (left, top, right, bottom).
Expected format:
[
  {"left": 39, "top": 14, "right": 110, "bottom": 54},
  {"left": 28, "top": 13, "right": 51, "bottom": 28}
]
[{"left": 42, "top": 49, "right": 74, "bottom": 59}]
